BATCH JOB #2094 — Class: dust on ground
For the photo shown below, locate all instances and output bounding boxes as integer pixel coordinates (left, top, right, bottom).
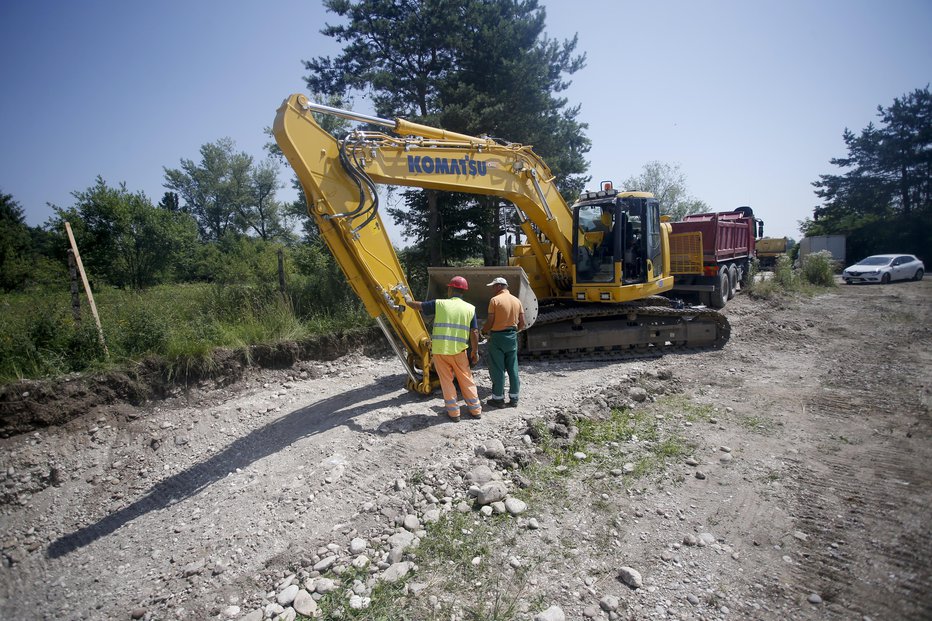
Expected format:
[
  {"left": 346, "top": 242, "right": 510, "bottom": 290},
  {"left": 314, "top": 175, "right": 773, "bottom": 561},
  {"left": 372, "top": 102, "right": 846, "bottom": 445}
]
[{"left": 0, "top": 278, "right": 929, "bottom": 620}]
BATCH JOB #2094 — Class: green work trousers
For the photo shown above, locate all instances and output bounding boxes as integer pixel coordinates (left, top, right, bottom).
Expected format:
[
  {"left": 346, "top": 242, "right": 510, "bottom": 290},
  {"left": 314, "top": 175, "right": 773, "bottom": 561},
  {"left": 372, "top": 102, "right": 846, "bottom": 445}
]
[{"left": 487, "top": 329, "right": 520, "bottom": 402}]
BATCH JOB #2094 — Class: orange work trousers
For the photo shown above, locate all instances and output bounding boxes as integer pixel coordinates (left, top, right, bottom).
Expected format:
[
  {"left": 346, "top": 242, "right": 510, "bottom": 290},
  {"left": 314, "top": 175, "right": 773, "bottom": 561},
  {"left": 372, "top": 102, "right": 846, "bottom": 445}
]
[{"left": 432, "top": 351, "right": 481, "bottom": 418}]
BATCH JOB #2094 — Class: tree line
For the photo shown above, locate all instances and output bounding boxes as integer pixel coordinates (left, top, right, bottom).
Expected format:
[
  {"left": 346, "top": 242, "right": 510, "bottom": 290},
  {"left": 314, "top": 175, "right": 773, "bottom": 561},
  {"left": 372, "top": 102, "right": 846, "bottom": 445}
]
[
  {"left": 804, "top": 86, "right": 931, "bottom": 262},
  {"left": 3, "top": 0, "right": 602, "bottom": 295},
  {"left": 0, "top": 138, "right": 300, "bottom": 293}
]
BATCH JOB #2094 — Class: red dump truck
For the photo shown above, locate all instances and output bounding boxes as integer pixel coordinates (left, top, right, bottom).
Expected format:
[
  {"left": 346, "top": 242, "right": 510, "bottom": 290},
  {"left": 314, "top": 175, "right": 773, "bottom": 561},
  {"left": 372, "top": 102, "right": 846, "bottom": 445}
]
[{"left": 667, "top": 207, "right": 762, "bottom": 308}]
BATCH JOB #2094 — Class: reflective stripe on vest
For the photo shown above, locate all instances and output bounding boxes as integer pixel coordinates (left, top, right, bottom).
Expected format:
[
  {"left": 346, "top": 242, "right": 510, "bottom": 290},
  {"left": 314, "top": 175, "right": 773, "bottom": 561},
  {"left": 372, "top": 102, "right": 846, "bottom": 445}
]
[{"left": 432, "top": 297, "right": 475, "bottom": 355}]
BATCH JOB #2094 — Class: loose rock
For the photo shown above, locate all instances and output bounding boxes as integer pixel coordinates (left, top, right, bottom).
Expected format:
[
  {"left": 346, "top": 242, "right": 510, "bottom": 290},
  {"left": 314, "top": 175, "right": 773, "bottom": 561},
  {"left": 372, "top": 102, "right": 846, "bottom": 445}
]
[
  {"left": 619, "top": 566, "right": 643, "bottom": 589},
  {"left": 504, "top": 497, "right": 528, "bottom": 515},
  {"left": 292, "top": 590, "right": 318, "bottom": 617},
  {"left": 535, "top": 605, "right": 566, "bottom": 621}
]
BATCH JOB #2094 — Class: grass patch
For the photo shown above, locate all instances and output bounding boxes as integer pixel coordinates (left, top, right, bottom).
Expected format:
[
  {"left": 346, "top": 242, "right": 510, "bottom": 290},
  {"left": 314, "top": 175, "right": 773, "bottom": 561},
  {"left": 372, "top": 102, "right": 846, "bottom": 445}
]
[
  {"left": 524, "top": 404, "right": 693, "bottom": 494},
  {"left": 304, "top": 511, "right": 532, "bottom": 621},
  {"left": 657, "top": 394, "right": 716, "bottom": 423},
  {"left": 0, "top": 282, "right": 372, "bottom": 384},
  {"left": 307, "top": 564, "right": 411, "bottom": 621},
  {"left": 739, "top": 415, "right": 778, "bottom": 434},
  {"left": 759, "top": 468, "right": 782, "bottom": 483},
  {"left": 574, "top": 407, "right": 657, "bottom": 447},
  {"left": 517, "top": 462, "right": 570, "bottom": 505},
  {"left": 407, "top": 511, "right": 530, "bottom": 621},
  {"left": 414, "top": 511, "right": 494, "bottom": 586}
]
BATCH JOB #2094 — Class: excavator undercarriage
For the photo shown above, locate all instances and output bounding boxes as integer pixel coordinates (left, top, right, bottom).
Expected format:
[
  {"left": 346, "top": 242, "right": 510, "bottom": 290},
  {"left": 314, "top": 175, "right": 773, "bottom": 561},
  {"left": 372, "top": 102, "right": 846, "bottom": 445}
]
[
  {"left": 522, "top": 298, "right": 729, "bottom": 361},
  {"left": 425, "top": 268, "right": 729, "bottom": 362}
]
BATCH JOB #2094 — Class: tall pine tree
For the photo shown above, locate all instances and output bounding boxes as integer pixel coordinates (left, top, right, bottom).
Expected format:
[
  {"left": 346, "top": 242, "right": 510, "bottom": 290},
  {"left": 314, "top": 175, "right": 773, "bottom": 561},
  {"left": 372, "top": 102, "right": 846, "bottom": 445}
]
[
  {"left": 304, "top": 0, "right": 590, "bottom": 268},
  {"left": 808, "top": 86, "right": 932, "bottom": 260}
]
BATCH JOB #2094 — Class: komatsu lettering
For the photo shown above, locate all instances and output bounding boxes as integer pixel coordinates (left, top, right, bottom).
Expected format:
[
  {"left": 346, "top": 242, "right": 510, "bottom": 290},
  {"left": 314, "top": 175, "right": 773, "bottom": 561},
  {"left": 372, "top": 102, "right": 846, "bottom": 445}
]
[{"left": 407, "top": 155, "right": 487, "bottom": 176}]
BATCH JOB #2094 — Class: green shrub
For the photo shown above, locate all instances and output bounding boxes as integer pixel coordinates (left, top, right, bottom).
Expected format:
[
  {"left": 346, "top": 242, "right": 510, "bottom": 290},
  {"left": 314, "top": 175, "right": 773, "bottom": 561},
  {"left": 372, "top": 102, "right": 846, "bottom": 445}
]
[
  {"left": 0, "top": 297, "right": 109, "bottom": 380},
  {"left": 747, "top": 251, "right": 839, "bottom": 301},
  {"left": 772, "top": 254, "right": 798, "bottom": 288},
  {"left": 745, "top": 255, "right": 795, "bottom": 300},
  {"left": 66, "top": 321, "right": 107, "bottom": 370},
  {"left": 26, "top": 310, "right": 63, "bottom": 353},
  {"left": 800, "top": 250, "right": 837, "bottom": 287}
]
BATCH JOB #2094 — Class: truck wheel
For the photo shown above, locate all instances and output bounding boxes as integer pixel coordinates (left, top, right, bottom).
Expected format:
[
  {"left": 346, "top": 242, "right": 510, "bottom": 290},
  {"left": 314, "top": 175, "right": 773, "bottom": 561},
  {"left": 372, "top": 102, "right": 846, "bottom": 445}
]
[
  {"left": 740, "top": 261, "right": 753, "bottom": 290},
  {"left": 727, "top": 265, "right": 738, "bottom": 299},
  {"left": 709, "top": 270, "right": 729, "bottom": 309}
]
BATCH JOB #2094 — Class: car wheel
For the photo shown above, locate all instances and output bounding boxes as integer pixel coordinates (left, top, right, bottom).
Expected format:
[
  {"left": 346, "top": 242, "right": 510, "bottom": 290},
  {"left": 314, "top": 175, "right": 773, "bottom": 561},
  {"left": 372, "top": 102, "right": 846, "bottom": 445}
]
[
  {"left": 844, "top": 278, "right": 852, "bottom": 284},
  {"left": 914, "top": 269, "right": 924, "bottom": 281},
  {"left": 881, "top": 272, "right": 891, "bottom": 284}
]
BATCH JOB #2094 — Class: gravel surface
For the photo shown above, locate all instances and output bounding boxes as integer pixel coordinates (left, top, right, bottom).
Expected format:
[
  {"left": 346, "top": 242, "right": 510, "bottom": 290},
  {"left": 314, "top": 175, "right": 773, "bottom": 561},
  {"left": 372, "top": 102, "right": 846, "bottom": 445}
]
[{"left": 1, "top": 278, "right": 930, "bottom": 620}]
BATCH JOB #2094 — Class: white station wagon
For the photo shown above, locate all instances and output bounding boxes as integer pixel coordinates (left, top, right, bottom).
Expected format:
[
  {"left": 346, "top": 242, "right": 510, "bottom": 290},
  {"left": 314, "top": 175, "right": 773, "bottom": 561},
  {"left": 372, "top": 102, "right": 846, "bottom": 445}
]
[{"left": 842, "top": 254, "right": 924, "bottom": 284}]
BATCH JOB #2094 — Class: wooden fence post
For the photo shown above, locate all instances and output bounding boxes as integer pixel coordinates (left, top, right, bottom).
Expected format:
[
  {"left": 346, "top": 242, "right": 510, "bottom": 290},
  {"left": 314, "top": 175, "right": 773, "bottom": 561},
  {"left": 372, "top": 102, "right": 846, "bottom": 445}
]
[
  {"left": 277, "top": 249, "right": 286, "bottom": 295},
  {"left": 64, "top": 222, "right": 109, "bottom": 357},
  {"left": 67, "top": 250, "right": 81, "bottom": 323}
]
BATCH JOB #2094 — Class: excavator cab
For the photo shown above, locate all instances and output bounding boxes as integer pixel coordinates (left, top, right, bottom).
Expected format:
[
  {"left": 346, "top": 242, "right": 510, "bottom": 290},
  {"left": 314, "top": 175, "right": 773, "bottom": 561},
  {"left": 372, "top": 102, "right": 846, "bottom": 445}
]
[
  {"left": 574, "top": 201, "right": 621, "bottom": 283},
  {"left": 572, "top": 190, "right": 660, "bottom": 289}
]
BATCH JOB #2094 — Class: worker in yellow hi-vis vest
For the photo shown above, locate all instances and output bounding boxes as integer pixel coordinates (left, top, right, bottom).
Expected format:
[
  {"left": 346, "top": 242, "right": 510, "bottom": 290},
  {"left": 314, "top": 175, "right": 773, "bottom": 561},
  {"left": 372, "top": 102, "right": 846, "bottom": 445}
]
[{"left": 403, "top": 276, "right": 481, "bottom": 422}]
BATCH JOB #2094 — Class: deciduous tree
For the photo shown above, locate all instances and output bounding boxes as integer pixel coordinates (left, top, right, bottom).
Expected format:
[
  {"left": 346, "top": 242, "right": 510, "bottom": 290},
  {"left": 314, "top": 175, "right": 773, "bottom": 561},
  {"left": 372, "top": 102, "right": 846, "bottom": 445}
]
[
  {"left": 0, "top": 191, "right": 34, "bottom": 290},
  {"left": 622, "top": 161, "right": 708, "bottom": 222},
  {"left": 52, "top": 177, "right": 199, "bottom": 289},
  {"left": 163, "top": 138, "right": 253, "bottom": 241}
]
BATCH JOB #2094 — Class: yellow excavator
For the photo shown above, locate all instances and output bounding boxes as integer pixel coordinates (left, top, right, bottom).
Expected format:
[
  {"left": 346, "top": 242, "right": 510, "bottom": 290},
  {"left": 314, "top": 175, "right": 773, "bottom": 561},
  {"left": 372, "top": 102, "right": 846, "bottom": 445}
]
[{"left": 273, "top": 94, "right": 728, "bottom": 394}]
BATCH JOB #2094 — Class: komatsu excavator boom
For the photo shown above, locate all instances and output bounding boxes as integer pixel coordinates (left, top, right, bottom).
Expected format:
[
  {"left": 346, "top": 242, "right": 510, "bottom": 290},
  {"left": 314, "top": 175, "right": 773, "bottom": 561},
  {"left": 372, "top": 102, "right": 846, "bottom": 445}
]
[{"left": 273, "top": 94, "right": 728, "bottom": 394}]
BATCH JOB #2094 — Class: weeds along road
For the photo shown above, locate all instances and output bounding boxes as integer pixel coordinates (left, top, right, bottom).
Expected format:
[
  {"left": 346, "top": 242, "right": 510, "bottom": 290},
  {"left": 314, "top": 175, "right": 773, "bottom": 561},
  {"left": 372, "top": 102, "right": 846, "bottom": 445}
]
[{"left": 0, "top": 278, "right": 929, "bottom": 620}]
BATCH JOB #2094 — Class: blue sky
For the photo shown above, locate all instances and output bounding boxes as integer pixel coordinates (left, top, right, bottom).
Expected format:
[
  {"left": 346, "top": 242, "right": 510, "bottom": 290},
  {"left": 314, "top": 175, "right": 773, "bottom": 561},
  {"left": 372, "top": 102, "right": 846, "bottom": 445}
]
[{"left": 2, "top": 0, "right": 929, "bottom": 242}]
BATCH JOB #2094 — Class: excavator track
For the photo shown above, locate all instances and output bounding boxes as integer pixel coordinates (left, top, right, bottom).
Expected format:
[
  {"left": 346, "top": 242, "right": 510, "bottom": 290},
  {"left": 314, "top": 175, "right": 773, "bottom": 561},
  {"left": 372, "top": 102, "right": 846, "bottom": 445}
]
[{"left": 519, "top": 297, "right": 730, "bottom": 362}]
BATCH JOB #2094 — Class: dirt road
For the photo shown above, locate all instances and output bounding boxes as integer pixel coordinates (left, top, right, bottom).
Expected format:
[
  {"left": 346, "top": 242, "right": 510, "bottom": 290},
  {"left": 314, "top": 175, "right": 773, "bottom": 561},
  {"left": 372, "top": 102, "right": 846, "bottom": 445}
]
[{"left": 1, "top": 278, "right": 929, "bottom": 620}]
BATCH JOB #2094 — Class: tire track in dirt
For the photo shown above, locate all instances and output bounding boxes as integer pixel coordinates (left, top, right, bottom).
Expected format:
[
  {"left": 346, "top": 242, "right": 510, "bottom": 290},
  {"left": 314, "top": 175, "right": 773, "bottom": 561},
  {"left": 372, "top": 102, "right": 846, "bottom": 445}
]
[{"left": 786, "top": 283, "right": 932, "bottom": 619}]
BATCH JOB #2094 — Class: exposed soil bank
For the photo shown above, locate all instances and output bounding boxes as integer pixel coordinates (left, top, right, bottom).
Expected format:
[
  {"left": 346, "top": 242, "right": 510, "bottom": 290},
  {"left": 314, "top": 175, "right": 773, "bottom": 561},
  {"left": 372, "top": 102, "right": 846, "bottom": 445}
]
[{"left": 0, "top": 327, "right": 389, "bottom": 438}]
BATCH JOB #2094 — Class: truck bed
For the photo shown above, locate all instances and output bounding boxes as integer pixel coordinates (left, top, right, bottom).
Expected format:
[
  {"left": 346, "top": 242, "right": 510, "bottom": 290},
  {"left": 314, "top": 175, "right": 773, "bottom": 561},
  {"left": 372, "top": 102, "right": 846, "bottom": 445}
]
[{"left": 670, "top": 212, "right": 754, "bottom": 263}]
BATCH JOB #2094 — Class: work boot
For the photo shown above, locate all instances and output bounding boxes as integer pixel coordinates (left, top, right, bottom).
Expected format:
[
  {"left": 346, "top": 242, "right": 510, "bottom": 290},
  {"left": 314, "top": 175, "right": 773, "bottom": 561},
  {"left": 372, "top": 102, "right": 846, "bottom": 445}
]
[
  {"left": 506, "top": 400, "right": 518, "bottom": 408},
  {"left": 484, "top": 398, "right": 505, "bottom": 409}
]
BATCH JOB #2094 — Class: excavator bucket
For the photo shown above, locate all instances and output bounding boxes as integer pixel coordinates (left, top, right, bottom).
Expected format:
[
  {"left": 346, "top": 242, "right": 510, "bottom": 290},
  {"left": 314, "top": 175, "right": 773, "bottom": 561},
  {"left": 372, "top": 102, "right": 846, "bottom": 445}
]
[{"left": 425, "top": 266, "right": 539, "bottom": 329}]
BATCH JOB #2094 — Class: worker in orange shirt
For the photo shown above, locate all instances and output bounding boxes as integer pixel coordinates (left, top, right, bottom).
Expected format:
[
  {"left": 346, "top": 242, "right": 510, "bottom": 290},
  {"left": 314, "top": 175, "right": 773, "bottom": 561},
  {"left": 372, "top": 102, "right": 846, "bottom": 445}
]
[{"left": 480, "top": 277, "right": 526, "bottom": 408}]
